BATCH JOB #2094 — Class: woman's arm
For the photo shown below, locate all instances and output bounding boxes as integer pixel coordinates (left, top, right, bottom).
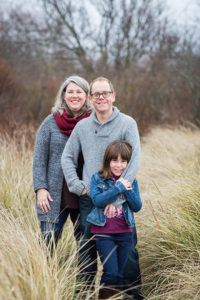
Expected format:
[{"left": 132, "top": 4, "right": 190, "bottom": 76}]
[
  {"left": 33, "top": 119, "right": 50, "bottom": 192},
  {"left": 90, "top": 175, "right": 127, "bottom": 208},
  {"left": 33, "top": 117, "right": 54, "bottom": 212}
]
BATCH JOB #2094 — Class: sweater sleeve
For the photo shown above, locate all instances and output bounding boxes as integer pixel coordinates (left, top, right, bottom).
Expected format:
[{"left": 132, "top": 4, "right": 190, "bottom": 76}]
[
  {"left": 32, "top": 119, "right": 50, "bottom": 192},
  {"left": 61, "top": 125, "right": 86, "bottom": 196},
  {"left": 121, "top": 118, "right": 141, "bottom": 182}
]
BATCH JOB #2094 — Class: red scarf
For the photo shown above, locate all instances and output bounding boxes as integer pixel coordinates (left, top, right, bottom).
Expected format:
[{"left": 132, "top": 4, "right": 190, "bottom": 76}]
[{"left": 54, "top": 111, "right": 91, "bottom": 136}]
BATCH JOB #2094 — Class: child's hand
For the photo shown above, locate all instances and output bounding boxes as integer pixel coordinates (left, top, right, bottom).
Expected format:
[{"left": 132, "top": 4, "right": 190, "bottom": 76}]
[
  {"left": 117, "top": 178, "right": 132, "bottom": 191},
  {"left": 104, "top": 204, "right": 121, "bottom": 218}
]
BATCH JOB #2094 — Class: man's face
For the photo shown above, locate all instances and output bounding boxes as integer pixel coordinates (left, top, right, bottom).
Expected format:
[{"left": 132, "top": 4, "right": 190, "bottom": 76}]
[{"left": 89, "top": 80, "right": 115, "bottom": 114}]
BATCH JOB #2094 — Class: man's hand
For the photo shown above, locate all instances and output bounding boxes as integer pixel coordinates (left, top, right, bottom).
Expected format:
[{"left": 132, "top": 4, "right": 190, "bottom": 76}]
[
  {"left": 81, "top": 188, "right": 87, "bottom": 195},
  {"left": 104, "top": 203, "right": 120, "bottom": 218},
  {"left": 117, "top": 178, "right": 132, "bottom": 190},
  {"left": 37, "top": 188, "right": 53, "bottom": 212}
]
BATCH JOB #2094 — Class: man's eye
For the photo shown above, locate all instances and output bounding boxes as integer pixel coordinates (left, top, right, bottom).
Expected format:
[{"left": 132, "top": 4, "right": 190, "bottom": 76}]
[{"left": 94, "top": 93, "right": 100, "bottom": 97}]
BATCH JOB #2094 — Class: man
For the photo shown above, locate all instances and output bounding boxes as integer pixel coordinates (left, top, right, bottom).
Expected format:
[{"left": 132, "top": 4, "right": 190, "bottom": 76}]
[{"left": 61, "top": 77, "right": 143, "bottom": 299}]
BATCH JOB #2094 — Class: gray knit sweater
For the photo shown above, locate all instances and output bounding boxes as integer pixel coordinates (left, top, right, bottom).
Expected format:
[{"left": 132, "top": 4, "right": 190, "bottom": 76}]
[
  {"left": 33, "top": 114, "right": 68, "bottom": 223},
  {"left": 61, "top": 107, "right": 140, "bottom": 196}
]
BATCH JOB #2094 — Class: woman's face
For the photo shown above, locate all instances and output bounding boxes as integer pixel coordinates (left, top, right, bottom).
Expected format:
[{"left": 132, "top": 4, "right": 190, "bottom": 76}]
[{"left": 64, "top": 82, "right": 87, "bottom": 116}]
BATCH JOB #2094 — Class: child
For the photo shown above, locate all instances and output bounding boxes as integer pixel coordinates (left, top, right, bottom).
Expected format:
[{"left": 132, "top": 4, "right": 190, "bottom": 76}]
[{"left": 87, "top": 140, "right": 142, "bottom": 299}]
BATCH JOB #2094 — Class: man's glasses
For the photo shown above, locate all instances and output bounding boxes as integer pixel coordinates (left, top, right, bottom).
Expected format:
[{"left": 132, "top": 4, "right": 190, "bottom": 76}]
[{"left": 91, "top": 91, "right": 113, "bottom": 99}]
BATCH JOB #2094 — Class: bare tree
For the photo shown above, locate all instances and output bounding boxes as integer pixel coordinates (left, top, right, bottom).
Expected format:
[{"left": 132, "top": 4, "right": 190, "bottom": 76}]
[{"left": 91, "top": 0, "right": 170, "bottom": 70}]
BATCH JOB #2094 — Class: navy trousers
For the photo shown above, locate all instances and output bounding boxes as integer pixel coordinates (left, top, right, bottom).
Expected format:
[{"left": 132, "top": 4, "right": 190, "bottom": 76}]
[
  {"left": 79, "top": 194, "right": 143, "bottom": 299},
  {"left": 40, "top": 208, "right": 81, "bottom": 246},
  {"left": 96, "top": 233, "right": 133, "bottom": 288}
]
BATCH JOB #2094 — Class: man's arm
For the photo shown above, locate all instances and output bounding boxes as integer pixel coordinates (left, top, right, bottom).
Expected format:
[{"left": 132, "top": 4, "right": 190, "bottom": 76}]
[
  {"left": 61, "top": 126, "right": 86, "bottom": 196},
  {"left": 122, "top": 118, "right": 141, "bottom": 182}
]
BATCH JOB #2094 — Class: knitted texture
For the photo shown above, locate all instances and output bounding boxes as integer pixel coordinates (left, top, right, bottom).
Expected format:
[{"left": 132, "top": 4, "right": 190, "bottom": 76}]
[
  {"left": 61, "top": 107, "right": 141, "bottom": 196},
  {"left": 33, "top": 115, "right": 68, "bottom": 223}
]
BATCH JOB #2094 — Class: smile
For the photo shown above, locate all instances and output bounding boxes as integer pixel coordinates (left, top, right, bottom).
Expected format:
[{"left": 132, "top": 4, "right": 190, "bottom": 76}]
[{"left": 96, "top": 101, "right": 107, "bottom": 104}]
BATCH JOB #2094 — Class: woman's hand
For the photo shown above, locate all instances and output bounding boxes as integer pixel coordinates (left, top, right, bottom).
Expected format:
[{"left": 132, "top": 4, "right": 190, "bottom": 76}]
[
  {"left": 117, "top": 178, "right": 132, "bottom": 191},
  {"left": 37, "top": 189, "right": 53, "bottom": 212},
  {"left": 104, "top": 203, "right": 120, "bottom": 218}
]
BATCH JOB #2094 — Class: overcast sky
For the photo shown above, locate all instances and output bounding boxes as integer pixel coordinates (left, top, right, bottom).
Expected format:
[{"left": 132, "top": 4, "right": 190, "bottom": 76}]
[
  {"left": 1, "top": 0, "right": 199, "bottom": 27},
  {"left": 166, "top": 0, "right": 198, "bottom": 25}
]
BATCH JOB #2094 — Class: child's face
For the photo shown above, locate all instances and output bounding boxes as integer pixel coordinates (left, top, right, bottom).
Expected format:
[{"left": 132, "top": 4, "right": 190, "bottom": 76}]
[{"left": 110, "top": 155, "right": 128, "bottom": 177}]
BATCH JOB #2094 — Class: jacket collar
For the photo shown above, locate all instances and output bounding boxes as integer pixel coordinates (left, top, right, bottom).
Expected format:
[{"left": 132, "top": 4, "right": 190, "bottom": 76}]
[{"left": 91, "top": 106, "right": 120, "bottom": 126}]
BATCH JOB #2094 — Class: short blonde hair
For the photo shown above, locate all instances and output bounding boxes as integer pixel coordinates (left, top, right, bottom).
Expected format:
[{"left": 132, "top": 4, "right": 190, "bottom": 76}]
[{"left": 52, "top": 75, "right": 91, "bottom": 116}]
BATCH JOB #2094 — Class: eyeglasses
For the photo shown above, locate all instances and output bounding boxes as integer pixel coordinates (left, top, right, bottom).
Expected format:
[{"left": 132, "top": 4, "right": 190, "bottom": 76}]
[{"left": 91, "top": 91, "right": 113, "bottom": 99}]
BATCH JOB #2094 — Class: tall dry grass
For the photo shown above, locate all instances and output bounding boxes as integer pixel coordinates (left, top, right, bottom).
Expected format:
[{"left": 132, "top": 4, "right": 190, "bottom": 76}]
[
  {"left": 0, "top": 125, "right": 200, "bottom": 299},
  {"left": 136, "top": 125, "right": 200, "bottom": 299},
  {"left": 0, "top": 130, "right": 97, "bottom": 300}
]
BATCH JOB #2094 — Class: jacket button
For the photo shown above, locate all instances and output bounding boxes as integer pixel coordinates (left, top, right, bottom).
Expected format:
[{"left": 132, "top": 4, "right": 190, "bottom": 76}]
[{"left": 95, "top": 130, "right": 98, "bottom": 134}]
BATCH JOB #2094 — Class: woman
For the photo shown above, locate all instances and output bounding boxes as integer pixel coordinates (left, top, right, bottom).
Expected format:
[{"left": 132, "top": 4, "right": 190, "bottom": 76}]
[{"left": 33, "top": 75, "right": 91, "bottom": 247}]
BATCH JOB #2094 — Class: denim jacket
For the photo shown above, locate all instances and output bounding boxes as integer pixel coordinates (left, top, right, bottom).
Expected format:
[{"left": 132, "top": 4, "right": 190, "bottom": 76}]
[{"left": 87, "top": 173, "right": 142, "bottom": 228}]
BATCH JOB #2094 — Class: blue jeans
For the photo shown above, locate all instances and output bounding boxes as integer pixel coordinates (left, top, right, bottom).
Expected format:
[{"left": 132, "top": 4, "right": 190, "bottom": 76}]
[
  {"left": 123, "top": 225, "right": 143, "bottom": 299},
  {"left": 79, "top": 194, "right": 143, "bottom": 299},
  {"left": 40, "top": 208, "right": 80, "bottom": 247},
  {"left": 78, "top": 194, "right": 97, "bottom": 284},
  {"left": 96, "top": 233, "right": 133, "bottom": 288}
]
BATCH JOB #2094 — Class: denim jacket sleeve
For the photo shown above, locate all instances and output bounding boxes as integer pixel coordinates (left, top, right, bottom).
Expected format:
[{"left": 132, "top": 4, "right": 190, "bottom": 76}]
[
  {"left": 90, "top": 174, "right": 127, "bottom": 208},
  {"left": 124, "top": 179, "right": 142, "bottom": 212}
]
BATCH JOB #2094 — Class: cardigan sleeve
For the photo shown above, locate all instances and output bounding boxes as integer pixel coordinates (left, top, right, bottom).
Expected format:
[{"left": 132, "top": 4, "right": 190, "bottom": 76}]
[{"left": 32, "top": 118, "right": 50, "bottom": 192}]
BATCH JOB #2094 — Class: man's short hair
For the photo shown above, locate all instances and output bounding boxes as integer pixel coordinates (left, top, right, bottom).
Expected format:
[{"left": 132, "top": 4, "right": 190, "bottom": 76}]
[{"left": 90, "top": 77, "right": 115, "bottom": 95}]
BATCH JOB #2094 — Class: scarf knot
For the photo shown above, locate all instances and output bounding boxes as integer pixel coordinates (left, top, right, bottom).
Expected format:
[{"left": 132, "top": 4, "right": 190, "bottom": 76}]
[{"left": 54, "top": 111, "right": 91, "bottom": 136}]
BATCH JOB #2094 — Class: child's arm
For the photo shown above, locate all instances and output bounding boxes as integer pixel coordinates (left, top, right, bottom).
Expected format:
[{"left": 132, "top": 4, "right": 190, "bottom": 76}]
[
  {"left": 124, "top": 179, "right": 142, "bottom": 212},
  {"left": 90, "top": 175, "right": 127, "bottom": 208}
]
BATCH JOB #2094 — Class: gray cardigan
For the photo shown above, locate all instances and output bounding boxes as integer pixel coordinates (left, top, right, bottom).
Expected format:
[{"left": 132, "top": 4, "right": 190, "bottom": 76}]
[
  {"left": 61, "top": 107, "right": 141, "bottom": 196},
  {"left": 33, "top": 114, "right": 68, "bottom": 223}
]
